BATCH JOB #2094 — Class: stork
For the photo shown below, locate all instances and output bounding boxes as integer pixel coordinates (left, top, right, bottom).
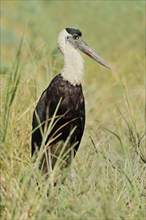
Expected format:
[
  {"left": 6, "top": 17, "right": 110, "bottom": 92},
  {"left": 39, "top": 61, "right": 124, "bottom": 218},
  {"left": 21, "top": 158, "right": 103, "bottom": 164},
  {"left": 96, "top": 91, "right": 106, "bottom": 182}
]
[{"left": 31, "top": 28, "right": 110, "bottom": 179}]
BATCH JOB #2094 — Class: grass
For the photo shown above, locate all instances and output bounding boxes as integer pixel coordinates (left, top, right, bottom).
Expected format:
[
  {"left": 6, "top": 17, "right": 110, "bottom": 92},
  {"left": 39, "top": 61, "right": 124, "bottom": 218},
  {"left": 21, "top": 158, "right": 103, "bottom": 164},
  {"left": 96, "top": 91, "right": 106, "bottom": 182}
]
[{"left": 0, "top": 1, "right": 145, "bottom": 219}]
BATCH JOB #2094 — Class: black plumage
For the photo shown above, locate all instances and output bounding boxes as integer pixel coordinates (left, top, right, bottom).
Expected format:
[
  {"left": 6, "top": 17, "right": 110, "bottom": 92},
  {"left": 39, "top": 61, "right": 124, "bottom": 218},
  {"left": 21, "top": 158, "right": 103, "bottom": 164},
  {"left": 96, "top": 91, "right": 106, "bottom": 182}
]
[
  {"left": 66, "top": 28, "right": 82, "bottom": 37},
  {"left": 31, "top": 74, "right": 85, "bottom": 174}
]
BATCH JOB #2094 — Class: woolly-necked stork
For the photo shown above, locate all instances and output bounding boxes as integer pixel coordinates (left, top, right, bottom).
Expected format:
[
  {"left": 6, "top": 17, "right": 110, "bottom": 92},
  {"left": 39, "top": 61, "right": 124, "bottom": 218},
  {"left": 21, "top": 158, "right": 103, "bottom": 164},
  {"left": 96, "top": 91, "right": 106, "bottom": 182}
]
[{"left": 31, "top": 28, "right": 110, "bottom": 177}]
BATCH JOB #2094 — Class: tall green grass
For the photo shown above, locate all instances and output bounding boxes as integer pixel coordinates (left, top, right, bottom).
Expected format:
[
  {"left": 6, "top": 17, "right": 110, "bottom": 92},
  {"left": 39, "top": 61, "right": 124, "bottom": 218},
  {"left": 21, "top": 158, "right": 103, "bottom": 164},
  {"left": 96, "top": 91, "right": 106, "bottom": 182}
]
[{"left": 1, "top": 1, "right": 145, "bottom": 220}]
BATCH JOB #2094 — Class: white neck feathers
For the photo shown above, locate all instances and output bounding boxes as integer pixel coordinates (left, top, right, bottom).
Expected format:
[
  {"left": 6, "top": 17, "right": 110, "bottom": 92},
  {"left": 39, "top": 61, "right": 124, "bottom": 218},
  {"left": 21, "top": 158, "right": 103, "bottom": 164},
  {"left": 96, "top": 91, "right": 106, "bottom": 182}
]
[
  {"left": 57, "top": 29, "right": 84, "bottom": 86},
  {"left": 61, "top": 49, "right": 84, "bottom": 86}
]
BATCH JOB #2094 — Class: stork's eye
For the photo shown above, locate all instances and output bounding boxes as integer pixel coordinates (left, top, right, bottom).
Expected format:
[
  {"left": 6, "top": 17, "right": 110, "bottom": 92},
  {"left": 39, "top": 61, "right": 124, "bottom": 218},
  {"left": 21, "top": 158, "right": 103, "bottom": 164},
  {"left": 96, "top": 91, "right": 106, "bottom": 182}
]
[{"left": 73, "top": 34, "right": 79, "bottom": 40}]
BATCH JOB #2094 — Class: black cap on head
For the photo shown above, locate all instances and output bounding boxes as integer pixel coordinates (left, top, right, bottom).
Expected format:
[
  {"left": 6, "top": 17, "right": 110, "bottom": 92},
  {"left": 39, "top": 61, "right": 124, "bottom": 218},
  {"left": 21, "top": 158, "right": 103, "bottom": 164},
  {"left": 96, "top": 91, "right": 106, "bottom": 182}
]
[{"left": 66, "top": 28, "right": 82, "bottom": 37}]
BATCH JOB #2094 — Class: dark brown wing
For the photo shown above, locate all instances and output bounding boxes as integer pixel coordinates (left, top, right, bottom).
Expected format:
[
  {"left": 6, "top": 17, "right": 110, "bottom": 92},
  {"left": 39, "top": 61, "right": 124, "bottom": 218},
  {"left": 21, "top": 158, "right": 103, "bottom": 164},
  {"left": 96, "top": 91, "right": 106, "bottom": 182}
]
[{"left": 31, "top": 74, "right": 85, "bottom": 157}]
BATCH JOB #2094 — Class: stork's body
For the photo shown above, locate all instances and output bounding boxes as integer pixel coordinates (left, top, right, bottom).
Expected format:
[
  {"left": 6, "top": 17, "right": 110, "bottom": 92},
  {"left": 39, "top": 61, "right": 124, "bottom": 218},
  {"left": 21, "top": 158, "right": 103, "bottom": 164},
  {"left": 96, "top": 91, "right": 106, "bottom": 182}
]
[
  {"left": 32, "top": 74, "right": 85, "bottom": 172},
  {"left": 31, "top": 28, "right": 110, "bottom": 176}
]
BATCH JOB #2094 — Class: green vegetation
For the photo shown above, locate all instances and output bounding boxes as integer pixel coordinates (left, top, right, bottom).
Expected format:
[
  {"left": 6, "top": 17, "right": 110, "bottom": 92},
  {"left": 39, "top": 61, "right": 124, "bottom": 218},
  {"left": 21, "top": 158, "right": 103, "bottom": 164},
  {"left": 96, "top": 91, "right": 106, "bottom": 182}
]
[{"left": 1, "top": 1, "right": 145, "bottom": 219}]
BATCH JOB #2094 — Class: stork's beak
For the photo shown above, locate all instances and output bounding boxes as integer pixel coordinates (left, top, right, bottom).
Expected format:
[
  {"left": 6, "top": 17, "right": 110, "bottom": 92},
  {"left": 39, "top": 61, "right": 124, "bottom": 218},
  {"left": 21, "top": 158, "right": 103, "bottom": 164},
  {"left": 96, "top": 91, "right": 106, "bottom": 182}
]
[{"left": 71, "top": 38, "right": 111, "bottom": 69}]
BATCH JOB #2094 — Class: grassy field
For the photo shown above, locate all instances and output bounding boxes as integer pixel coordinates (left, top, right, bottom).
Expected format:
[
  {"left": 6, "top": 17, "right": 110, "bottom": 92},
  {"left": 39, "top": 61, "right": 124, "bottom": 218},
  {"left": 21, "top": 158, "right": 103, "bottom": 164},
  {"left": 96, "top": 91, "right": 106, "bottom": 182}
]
[{"left": 1, "top": 1, "right": 145, "bottom": 219}]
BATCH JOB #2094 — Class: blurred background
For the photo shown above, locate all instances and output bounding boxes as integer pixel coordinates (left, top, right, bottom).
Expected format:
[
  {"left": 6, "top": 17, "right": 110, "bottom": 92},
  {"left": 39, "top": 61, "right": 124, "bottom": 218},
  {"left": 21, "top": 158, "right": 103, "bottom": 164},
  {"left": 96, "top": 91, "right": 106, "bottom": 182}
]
[{"left": 1, "top": 1, "right": 145, "bottom": 219}]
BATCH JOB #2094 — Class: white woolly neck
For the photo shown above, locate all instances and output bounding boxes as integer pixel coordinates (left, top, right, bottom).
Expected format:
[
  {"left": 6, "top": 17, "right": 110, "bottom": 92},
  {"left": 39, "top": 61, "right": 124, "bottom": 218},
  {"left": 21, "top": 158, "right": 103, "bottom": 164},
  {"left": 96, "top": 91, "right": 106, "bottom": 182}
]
[
  {"left": 57, "top": 29, "right": 84, "bottom": 86},
  {"left": 61, "top": 49, "right": 84, "bottom": 86}
]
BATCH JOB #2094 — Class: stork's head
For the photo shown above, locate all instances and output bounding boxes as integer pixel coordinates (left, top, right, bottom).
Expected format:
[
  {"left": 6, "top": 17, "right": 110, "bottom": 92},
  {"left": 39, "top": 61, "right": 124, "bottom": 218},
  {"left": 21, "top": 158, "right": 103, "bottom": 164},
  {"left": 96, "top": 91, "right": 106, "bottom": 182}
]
[{"left": 57, "top": 28, "right": 110, "bottom": 69}]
